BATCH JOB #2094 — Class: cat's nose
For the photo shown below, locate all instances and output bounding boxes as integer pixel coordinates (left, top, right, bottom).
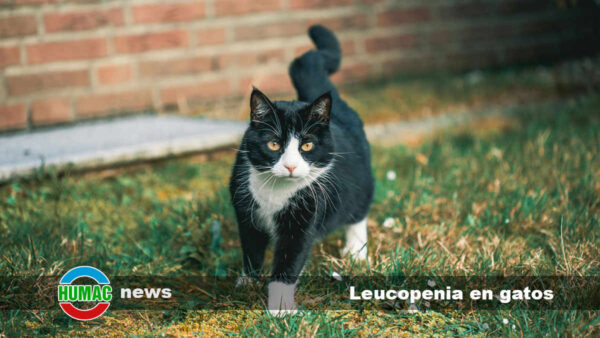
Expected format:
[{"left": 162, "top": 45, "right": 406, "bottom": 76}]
[{"left": 284, "top": 165, "right": 296, "bottom": 174}]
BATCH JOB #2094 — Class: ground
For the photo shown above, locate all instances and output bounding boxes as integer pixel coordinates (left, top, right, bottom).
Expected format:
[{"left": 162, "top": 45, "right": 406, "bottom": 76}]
[{"left": 1, "top": 64, "right": 599, "bottom": 336}]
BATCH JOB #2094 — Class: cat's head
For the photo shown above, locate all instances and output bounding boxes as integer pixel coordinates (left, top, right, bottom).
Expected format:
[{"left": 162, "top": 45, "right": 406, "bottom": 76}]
[{"left": 244, "top": 88, "right": 334, "bottom": 179}]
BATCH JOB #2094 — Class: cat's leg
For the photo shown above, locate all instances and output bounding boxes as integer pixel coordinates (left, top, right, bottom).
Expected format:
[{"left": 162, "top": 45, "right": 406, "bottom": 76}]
[
  {"left": 342, "top": 218, "right": 368, "bottom": 261},
  {"left": 268, "top": 220, "right": 315, "bottom": 316},
  {"left": 236, "top": 219, "right": 269, "bottom": 287}
]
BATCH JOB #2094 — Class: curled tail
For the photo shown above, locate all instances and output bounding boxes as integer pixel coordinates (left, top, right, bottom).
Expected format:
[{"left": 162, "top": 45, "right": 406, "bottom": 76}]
[
  {"left": 308, "top": 24, "right": 341, "bottom": 74},
  {"left": 289, "top": 25, "right": 341, "bottom": 103}
]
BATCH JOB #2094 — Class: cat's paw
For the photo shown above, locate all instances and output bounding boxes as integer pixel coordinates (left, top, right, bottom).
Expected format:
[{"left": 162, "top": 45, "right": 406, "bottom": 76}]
[
  {"left": 342, "top": 243, "right": 369, "bottom": 262},
  {"left": 235, "top": 276, "right": 259, "bottom": 288},
  {"left": 268, "top": 281, "right": 298, "bottom": 316},
  {"left": 343, "top": 218, "right": 369, "bottom": 262},
  {"left": 269, "top": 308, "right": 298, "bottom": 317}
]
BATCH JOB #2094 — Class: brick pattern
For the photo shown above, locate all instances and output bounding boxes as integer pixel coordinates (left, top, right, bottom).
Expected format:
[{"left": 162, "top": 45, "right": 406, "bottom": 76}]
[
  {"left": 0, "top": 15, "right": 37, "bottom": 37},
  {"left": 132, "top": 2, "right": 205, "bottom": 23},
  {"left": 31, "top": 98, "right": 71, "bottom": 124},
  {"left": 27, "top": 39, "right": 108, "bottom": 64},
  {"left": 0, "top": 0, "right": 598, "bottom": 131},
  {"left": 43, "top": 8, "right": 124, "bottom": 32}
]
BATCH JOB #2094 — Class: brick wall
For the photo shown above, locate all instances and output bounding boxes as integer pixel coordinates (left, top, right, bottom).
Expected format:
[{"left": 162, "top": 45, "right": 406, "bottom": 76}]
[{"left": 0, "top": 0, "right": 598, "bottom": 131}]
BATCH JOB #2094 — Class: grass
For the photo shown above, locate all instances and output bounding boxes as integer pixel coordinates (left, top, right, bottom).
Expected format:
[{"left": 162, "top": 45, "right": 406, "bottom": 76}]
[{"left": 1, "top": 88, "right": 600, "bottom": 334}]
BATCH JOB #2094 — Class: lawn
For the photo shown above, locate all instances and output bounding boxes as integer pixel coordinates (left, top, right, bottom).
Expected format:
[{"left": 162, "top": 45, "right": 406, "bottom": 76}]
[{"left": 1, "top": 79, "right": 599, "bottom": 335}]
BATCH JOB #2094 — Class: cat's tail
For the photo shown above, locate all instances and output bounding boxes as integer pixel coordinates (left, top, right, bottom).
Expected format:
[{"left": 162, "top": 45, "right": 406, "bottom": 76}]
[
  {"left": 289, "top": 25, "right": 341, "bottom": 103},
  {"left": 307, "top": 24, "right": 341, "bottom": 75}
]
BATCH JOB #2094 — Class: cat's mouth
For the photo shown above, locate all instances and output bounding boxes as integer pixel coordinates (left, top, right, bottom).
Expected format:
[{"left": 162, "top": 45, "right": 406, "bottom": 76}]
[
  {"left": 271, "top": 171, "right": 307, "bottom": 180},
  {"left": 275, "top": 174, "right": 303, "bottom": 180}
]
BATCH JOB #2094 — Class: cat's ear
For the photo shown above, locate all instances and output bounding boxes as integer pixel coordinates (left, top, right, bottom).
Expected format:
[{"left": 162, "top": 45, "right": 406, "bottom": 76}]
[
  {"left": 250, "top": 88, "right": 275, "bottom": 123},
  {"left": 308, "top": 92, "right": 331, "bottom": 124}
]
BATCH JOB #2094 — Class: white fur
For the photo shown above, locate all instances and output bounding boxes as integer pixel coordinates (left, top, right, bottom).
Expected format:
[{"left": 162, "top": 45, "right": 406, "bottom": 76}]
[
  {"left": 268, "top": 281, "right": 298, "bottom": 316},
  {"left": 342, "top": 218, "right": 368, "bottom": 261},
  {"left": 272, "top": 136, "right": 310, "bottom": 178},
  {"left": 248, "top": 161, "right": 331, "bottom": 237}
]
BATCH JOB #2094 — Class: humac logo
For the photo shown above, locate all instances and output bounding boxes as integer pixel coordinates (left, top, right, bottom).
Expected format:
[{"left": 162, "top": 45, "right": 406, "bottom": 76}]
[{"left": 57, "top": 266, "right": 112, "bottom": 321}]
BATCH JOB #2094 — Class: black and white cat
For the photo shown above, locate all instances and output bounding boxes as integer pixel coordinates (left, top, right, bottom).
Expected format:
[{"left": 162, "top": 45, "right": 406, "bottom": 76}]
[{"left": 229, "top": 25, "right": 374, "bottom": 315}]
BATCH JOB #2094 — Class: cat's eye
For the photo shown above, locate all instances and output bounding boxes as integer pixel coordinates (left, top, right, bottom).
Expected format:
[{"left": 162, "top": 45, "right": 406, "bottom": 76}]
[
  {"left": 301, "top": 142, "right": 314, "bottom": 151},
  {"left": 267, "top": 140, "right": 280, "bottom": 151}
]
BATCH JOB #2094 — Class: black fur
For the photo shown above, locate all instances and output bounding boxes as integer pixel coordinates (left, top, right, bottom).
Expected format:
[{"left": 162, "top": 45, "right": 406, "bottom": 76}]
[{"left": 229, "top": 25, "right": 374, "bottom": 284}]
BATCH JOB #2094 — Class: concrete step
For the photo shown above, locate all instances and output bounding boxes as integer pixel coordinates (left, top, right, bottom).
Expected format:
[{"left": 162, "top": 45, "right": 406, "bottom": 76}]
[{"left": 0, "top": 115, "right": 247, "bottom": 181}]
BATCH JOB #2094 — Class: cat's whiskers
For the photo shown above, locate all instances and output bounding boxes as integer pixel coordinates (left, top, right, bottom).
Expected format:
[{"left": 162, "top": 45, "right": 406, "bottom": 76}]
[{"left": 231, "top": 147, "right": 249, "bottom": 153}]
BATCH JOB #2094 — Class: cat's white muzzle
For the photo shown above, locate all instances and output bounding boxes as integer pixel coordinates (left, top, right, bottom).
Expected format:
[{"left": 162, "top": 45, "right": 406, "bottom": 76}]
[{"left": 271, "top": 136, "right": 310, "bottom": 178}]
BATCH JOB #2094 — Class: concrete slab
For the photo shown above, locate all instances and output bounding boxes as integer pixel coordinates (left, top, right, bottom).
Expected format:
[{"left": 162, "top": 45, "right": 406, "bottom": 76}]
[{"left": 0, "top": 115, "right": 248, "bottom": 181}]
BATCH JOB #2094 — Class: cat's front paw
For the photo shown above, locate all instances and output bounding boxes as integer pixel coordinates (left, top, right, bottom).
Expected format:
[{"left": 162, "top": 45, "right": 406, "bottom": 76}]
[
  {"left": 268, "top": 281, "right": 298, "bottom": 316},
  {"left": 269, "top": 308, "right": 298, "bottom": 317},
  {"left": 342, "top": 243, "right": 369, "bottom": 262}
]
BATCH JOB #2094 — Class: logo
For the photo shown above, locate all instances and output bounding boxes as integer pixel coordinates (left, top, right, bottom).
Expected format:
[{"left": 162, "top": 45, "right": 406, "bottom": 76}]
[{"left": 58, "top": 266, "right": 112, "bottom": 321}]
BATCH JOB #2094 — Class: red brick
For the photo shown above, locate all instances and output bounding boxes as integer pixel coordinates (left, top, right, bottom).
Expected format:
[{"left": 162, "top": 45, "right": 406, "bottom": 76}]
[
  {"left": 114, "top": 30, "right": 188, "bottom": 54},
  {"left": 76, "top": 90, "right": 153, "bottom": 117},
  {"left": 31, "top": 98, "right": 72, "bottom": 124},
  {"left": 44, "top": 8, "right": 124, "bottom": 32},
  {"left": 331, "top": 62, "right": 370, "bottom": 84},
  {"left": 239, "top": 49, "right": 285, "bottom": 66},
  {"left": 0, "top": 46, "right": 20, "bottom": 68},
  {"left": 220, "top": 49, "right": 285, "bottom": 69},
  {"left": 307, "top": 14, "right": 368, "bottom": 31},
  {"left": 160, "top": 79, "right": 231, "bottom": 105},
  {"left": 7, "top": 70, "right": 89, "bottom": 96},
  {"left": 27, "top": 39, "right": 107, "bottom": 64},
  {"left": 365, "top": 34, "right": 418, "bottom": 53},
  {"left": 215, "top": 0, "right": 281, "bottom": 16},
  {"left": 341, "top": 40, "right": 356, "bottom": 57},
  {"left": 0, "top": 104, "right": 27, "bottom": 130},
  {"left": 240, "top": 72, "right": 292, "bottom": 94},
  {"left": 235, "top": 21, "right": 305, "bottom": 41},
  {"left": 377, "top": 8, "right": 430, "bottom": 26},
  {"left": 196, "top": 27, "right": 227, "bottom": 46},
  {"left": 97, "top": 64, "right": 133, "bottom": 85},
  {"left": 14, "top": 0, "right": 59, "bottom": 4},
  {"left": 0, "top": 15, "right": 37, "bottom": 37},
  {"left": 140, "top": 56, "right": 214, "bottom": 78},
  {"left": 132, "top": 2, "right": 205, "bottom": 23},
  {"left": 294, "top": 44, "right": 312, "bottom": 57},
  {"left": 294, "top": 39, "right": 355, "bottom": 57},
  {"left": 290, "top": 0, "right": 352, "bottom": 9}
]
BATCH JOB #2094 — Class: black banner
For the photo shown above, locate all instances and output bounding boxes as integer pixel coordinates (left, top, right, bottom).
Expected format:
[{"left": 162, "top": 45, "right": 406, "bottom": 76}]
[{"left": 2, "top": 276, "right": 599, "bottom": 311}]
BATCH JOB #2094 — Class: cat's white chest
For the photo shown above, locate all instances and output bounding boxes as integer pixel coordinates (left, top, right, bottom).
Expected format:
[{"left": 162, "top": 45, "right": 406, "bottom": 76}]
[
  {"left": 248, "top": 169, "right": 303, "bottom": 236},
  {"left": 247, "top": 165, "right": 332, "bottom": 236}
]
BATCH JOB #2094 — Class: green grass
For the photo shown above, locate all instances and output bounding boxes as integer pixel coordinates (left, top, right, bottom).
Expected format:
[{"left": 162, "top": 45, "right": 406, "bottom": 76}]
[{"left": 1, "top": 92, "right": 599, "bottom": 335}]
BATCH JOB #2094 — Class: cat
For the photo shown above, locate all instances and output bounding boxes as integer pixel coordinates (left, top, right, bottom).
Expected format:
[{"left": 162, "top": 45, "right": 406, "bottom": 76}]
[{"left": 229, "top": 25, "right": 374, "bottom": 316}]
